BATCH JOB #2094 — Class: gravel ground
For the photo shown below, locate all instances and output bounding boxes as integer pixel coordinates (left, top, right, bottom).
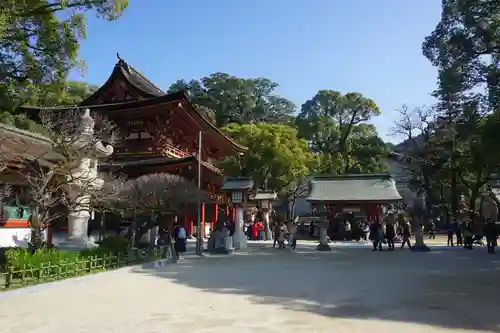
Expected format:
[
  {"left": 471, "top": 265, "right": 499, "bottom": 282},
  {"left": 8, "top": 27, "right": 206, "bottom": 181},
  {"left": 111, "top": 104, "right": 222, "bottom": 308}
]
[{"left": 0, "top": 244, "right": 499, "bottom": 333}]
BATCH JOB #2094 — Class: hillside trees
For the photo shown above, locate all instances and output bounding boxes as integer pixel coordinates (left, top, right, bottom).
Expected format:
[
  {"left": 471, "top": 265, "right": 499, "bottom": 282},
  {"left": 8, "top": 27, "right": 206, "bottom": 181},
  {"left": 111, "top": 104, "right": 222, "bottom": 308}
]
[
  {"left": 219, "top": 123, "right": 315, "bottom": 194},
  {"left": 168, "top": 74, "right": 296, "bottom": 127},
  {"left": 422, "top": 0, "right": 500, "bottom": 217},
  {"left": 296, "top": 90, "right": 388, "bottom": 174}
]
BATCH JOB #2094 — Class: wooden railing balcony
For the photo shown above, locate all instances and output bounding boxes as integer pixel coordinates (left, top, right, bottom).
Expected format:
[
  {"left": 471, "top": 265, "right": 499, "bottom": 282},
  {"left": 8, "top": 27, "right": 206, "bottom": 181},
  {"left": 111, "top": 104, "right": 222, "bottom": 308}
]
[
  {"left": 163, "top": 143, "right": 192, "bottom": 159},
  {"left": 163, "top": 144, "right": 223, "bottom": 175}
]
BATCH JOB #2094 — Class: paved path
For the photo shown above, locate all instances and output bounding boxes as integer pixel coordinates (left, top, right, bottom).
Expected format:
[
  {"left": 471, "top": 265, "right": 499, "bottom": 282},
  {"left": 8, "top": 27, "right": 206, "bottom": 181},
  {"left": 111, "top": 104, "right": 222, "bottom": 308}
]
[{"left": 1, "top": 245, "right": 500, "bottom": 333}]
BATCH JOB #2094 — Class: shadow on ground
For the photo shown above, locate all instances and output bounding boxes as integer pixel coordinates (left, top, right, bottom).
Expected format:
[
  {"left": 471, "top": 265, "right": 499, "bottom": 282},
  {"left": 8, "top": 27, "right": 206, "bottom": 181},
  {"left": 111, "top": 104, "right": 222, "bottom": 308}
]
[{"left": 137, "top": 244, "right": 500, "bottom": 332}]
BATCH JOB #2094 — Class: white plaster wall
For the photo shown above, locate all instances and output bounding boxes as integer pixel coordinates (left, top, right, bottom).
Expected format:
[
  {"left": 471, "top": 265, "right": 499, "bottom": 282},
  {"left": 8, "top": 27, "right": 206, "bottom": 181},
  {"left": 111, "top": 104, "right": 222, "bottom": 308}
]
[
  {"left": 0, "top": 228, "right": 33, "bottom": 247},
  {"left": 0, "top": 230, "right": 105, "bottom": 248}
]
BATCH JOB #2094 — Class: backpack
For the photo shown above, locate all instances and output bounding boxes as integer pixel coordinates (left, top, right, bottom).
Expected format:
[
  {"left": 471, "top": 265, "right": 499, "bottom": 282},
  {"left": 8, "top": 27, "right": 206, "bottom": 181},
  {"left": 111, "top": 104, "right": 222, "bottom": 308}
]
[{"left": 177, "top": 227, "right": 186, "bottom": 239}]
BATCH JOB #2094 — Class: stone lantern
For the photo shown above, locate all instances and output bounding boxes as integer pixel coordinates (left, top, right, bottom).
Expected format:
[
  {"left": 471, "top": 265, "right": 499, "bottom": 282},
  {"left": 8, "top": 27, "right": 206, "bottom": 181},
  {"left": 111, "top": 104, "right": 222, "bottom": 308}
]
[
  {"left": 251, "top": 191, "right": 277, "bottom": 240},
  {"left": 59, "top": 108, "right": 113, "bottom": 250},
  {"left": 220, "top": 177, "right": 254, "bottom": 250}
]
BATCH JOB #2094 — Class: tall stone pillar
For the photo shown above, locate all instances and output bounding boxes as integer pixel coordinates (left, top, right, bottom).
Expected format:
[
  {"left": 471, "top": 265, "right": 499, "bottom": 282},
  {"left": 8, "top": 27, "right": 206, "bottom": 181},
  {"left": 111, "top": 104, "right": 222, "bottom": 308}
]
[
  {"left": 59, "top": 108, "right": 113, "bottom": 250},
  {"left": 316, "top": 219, "right": 331, "bottom": 251},
  {"left": 263, "top": 210, "right": 272, "bottom": 240},
  {"left": 233, "top": 205, "right": 247, "bottom": 249}
]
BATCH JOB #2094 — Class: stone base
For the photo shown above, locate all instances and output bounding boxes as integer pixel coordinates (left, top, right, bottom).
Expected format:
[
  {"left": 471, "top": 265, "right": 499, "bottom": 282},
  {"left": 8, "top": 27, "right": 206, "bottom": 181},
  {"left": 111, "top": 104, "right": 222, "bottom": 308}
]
[
  {"left": 210, "top": 247, "right": 235, "bottom": 255},
  {"left": 209, "top": 235, "right": 235, "bottom": 254},
  {"left": 233, "top": 231, "right": 247, "bottom": 250},
  {"left": 57, "top": 238, "right": 98, "bottom": 251},
  {"left": 410, "top": 243, "right": 431, "bottom": 252},
  {"left": 316, "top": 243, "right": 331, "bottom": 251}
]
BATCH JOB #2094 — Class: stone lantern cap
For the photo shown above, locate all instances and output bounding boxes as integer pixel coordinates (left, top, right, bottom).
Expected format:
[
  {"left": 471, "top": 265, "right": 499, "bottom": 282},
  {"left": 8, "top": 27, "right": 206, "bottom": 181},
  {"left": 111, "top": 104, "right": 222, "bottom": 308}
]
[
  {"left": 220, "top": 177, "right": 254, "bottom": 191},
  {"left": 250, "top": 191, "right": 278, "bottom": 201}
]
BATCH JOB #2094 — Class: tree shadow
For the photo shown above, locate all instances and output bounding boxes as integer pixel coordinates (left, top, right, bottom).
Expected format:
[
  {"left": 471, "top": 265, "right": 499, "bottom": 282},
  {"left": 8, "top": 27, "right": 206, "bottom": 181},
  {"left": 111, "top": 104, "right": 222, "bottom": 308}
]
[{"left": 136, "top": 245, "right": 500, "bottom": 332}]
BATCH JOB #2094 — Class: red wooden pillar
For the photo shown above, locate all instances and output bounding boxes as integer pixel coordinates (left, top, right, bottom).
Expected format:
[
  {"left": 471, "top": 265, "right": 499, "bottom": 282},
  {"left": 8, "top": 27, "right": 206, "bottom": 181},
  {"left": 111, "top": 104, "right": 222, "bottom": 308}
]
[
  {"left": 184, "top": 215, "right": 194, "bottom": 236},
  {"left": 232, "top": 207, "right": 236, "bottom": 219},
  {"left": 366, "top": 204, "right": 372, "bottom": 221},
  {"left": 374, "top": 204, "right": 380, "bottom": 221},
  {"left": 201, "top": 203, "right": 206, "bottom": 237},
  {"left": 226, "top": 205, "right": 229, "bottom": 217},
  {"left": 189, "top": 216, "right": 194, "bottom": 236},
  {"left": 184, "top": 215, "right": 189, "bottom": 234},
  {"left": 211, "top": 203, "right": 218, "bottom": 230}
]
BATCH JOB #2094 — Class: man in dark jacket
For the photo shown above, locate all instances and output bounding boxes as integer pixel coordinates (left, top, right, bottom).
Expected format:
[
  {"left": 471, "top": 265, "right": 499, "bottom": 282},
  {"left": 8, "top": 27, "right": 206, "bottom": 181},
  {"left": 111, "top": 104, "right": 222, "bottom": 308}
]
[
  {"left": 385, "top": 222, "right": 396, "bottom": 251},
  {"left": 484, "top": 219, "right": 498, "bottom": 254},
  {"left": 401, "top": 221, "right": 412, "bottom": 249}
]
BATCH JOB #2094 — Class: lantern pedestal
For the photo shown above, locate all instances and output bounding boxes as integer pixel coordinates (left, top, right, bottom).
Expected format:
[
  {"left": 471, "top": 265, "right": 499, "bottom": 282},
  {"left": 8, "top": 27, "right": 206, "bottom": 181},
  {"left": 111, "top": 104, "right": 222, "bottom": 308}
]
[
  {"left": 316, "top": 220, "right": 331, "bottom": 251},
  {"left": 210, "top": 229, "right": 235, "bottom": 254},
  {"left": 263, "top": 210, "right": 273, "bottom": 240},
  {"left": 220, "top": 177, "right": 254, "bottom": 252},
  {"left": 233, "top": 206, "right": 247, "bottom": 249}
]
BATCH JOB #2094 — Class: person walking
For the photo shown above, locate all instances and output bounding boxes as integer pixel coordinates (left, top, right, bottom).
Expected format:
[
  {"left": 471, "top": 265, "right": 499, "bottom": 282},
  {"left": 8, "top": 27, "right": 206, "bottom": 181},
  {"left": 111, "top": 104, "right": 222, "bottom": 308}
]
[
  {"left": 401, "top": 220, "right": 412, "bottom": 249},
  {"left": 278, "top": 222, "right": 288, "bottom": 248},
  {"left": 174, "top": 223, "right": 187, "bottom": 260},
  {"left": 370, "top": 221, "right": 383, "bottom": 251},
  {"left": 455, "top": 221, "right": 463, "bottom": 247},
  {"left": 287, "top": 220, "right": 298, "bottom": 250},
  {"left": 484, "top": 219, "right": 497, "bottom": 254},
  {"left": 385, "top": 221, "right": 396, "bottom": 251},
  {"left": 463, "top": 221, "right": 474, "bottom": 250},
  {"left": 273, "top": 223, "right": 281, "bottom": 248},
  {"left": 447, "top": 221, "right": 455, "bottom": 246},
  {"left": 428, "top": 219, "right": 436, "bottom": 239},
  {"left": 344, "top": 221, "right": 352, "bottom": 241}
]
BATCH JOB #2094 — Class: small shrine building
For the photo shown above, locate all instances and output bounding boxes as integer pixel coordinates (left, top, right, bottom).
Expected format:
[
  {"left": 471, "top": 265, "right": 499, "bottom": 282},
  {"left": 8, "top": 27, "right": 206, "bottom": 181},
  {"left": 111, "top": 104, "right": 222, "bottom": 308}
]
[{"left": 306, "top": 174, "right": 402, "bottom": 237}]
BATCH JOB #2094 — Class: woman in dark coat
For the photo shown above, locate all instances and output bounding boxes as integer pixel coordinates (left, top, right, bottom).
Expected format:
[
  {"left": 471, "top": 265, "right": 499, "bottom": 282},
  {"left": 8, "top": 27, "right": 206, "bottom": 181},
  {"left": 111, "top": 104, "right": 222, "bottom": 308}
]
[
  {"left": 385, "top": 222, "right": 396, "bottom": 251},
  {"left": 174, "top": 224, "right": 187, "bottom": 259}
]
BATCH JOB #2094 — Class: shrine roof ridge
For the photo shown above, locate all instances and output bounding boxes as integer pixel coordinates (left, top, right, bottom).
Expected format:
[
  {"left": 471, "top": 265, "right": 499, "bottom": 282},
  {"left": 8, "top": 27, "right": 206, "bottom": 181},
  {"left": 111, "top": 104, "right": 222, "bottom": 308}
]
[
  {"left": 220, "top": 177, "right": 254, "bottom": 191},
  {"left": 99, "top": 156, "right": 195, "bottom": 168},
  {"left": 312, "top": 173, "right": 394, "bottom": 181},
  {"left": 0, "top": 123, "right": 52, "bottom": 144},
  {"left": 307, "top": 173, "right": 402, "bottom": 202},
  {"left": 81, "top": 54, "right": 164, "bottom": 105},
  {"left": 21, "top": 89, "right": 247, "bottom": 153}
]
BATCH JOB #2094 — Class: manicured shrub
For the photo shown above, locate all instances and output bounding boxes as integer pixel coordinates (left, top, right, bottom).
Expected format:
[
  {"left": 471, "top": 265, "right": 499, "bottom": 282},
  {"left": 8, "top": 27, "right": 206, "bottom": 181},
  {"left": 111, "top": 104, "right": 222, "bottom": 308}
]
[
  {"left": 94, "top": 235, "right": 129, "bottom": 254},
  {"left": 4, "top": 247, "right": 81, "bottom": 270}
]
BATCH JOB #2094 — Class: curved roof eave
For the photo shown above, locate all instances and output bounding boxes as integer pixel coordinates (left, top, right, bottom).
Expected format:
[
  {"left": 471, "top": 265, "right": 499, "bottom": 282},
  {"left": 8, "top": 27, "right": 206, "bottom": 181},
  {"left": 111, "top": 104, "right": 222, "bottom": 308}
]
[
  {"left": 80, "top": 60, "right": 163, "bottom": 106},
  {"left": 187, "top": 101, "right": 248, "bottom": 153}
]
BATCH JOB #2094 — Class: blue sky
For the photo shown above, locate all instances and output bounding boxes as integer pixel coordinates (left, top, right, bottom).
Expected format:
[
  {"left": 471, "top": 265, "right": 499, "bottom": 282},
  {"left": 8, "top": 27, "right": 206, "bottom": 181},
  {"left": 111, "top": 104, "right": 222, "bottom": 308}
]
[{"left": 72, "top": 1, "right": 442, "bottom": 142}]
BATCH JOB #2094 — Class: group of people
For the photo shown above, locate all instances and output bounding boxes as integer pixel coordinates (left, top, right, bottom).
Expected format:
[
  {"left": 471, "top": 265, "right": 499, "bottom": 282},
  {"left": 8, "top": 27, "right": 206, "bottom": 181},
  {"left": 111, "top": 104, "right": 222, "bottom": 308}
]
[
  {"left": 246, "top": 220, "right": 266, "bottom": 240},
  {"left": 367, "top": 218, "right": 413, "bottom": 251},
  {"left": 244, "top": 220, "right": 298, "bottom": 250},
  {"left": 445, "top": 218, "right": 498, "bottom": 253},
  {"left": 155, "top": 223, "right": 188, "bottom": 260},
  {"left": 273, "top": 221, "right": 298, "bottom": 249}
]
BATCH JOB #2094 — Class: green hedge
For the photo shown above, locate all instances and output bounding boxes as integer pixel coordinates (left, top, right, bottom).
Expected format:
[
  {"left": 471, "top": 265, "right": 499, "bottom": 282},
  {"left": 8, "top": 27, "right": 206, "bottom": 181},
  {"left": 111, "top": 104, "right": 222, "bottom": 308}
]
[{"left": 0, "top": 236, "right": 169, "bottom": 291}]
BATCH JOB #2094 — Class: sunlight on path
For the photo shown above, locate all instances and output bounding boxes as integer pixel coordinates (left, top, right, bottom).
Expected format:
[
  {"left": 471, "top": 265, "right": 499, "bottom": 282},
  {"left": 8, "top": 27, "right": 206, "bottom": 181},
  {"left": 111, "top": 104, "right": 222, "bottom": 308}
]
[{"left": 0, "top": 247, "right": 498, "bottom": 333}]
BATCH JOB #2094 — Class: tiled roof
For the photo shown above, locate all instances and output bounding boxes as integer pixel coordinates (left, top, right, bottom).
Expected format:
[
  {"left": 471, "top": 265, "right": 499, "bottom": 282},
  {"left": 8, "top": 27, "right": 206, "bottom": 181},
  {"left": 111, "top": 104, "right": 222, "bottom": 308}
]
[
  {"left": 306, "top": 174, "right": 402, "bottom": 202},
  {"left": 220, "top": 177, "right": 254, "bottom": 191}
]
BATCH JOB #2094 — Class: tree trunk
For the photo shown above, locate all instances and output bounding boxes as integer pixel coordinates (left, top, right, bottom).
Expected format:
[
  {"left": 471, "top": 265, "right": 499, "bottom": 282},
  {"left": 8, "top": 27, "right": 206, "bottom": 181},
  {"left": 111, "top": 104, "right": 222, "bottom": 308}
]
[
  {"left": 98, "top": 212, "right": 106, "bottom": 242},
  {"left": 412, "top": 215, "right": 430, "bottom": 251},
  {"left": 28, "top": 206, "right": 45, "bottom": 251}
]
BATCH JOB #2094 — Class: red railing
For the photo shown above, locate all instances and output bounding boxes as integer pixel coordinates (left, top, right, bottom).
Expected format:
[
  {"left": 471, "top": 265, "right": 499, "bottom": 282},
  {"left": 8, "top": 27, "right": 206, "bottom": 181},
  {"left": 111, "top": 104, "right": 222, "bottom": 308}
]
[
  {"left": 163, "top": 143, "right": 191, "bottom": 158},
  {"left": 163, "top": 144, "right": 223, "bottom": 175}
]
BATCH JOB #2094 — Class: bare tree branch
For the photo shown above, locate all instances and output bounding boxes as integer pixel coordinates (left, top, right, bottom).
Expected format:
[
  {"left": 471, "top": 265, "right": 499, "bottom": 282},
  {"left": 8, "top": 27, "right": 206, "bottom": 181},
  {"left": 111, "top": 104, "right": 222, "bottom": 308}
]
[
  {"left": 7, "top": 107, "right": 119, "bottom": 247},
  {"left": 118, "top": 173, "right": 211, "bottom": 216}
]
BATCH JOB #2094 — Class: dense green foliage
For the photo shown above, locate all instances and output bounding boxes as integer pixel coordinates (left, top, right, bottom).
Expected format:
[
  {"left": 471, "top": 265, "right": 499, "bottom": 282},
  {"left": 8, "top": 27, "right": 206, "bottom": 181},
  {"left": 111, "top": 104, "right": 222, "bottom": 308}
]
[
  {"left": 2, "top": 236, "right": 129, "bottom": 271},
  {"left": 397, "top": 0, "right": 500, "bottom": 219},
  {"left": 0, "top": 0, "right": 127, "bottom": 111},
  {"left": 219, "top": 123, "right": 314, "bottom": 193}
]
